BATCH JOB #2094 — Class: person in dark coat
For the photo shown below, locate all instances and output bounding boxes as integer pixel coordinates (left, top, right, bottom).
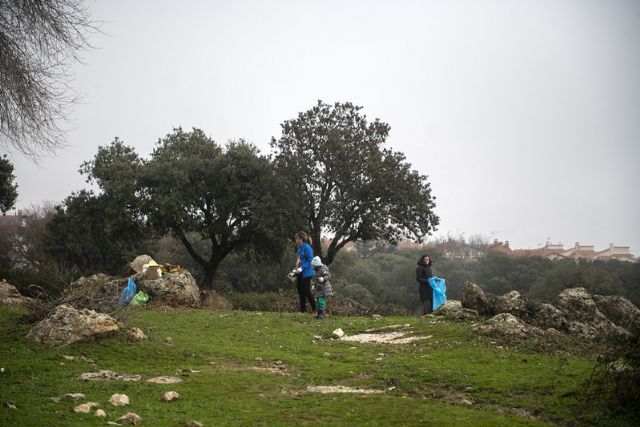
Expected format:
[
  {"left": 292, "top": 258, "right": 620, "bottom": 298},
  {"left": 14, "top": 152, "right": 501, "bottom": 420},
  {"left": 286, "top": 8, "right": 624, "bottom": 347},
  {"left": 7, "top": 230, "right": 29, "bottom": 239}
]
[{"left": 416, "top": 254, "right": 433, "bottom": 315}]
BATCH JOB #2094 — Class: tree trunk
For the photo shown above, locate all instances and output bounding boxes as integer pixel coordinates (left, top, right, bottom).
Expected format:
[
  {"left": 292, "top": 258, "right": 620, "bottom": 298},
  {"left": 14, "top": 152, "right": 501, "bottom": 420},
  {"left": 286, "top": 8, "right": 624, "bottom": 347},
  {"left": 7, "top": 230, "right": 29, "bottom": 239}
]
[
  {"left": 311, "top": 222, "right": 323, "bottom": 260},
  {"left": 201, "top": 259, "right": 221, "bottom": 290}
]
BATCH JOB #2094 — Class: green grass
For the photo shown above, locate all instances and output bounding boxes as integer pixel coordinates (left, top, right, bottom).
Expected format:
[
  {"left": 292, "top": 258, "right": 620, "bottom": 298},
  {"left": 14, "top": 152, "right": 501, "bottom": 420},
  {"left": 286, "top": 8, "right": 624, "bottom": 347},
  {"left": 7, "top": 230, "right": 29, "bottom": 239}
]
[{"left": 0, "top": 306, "right": 636, "bottom": 426}]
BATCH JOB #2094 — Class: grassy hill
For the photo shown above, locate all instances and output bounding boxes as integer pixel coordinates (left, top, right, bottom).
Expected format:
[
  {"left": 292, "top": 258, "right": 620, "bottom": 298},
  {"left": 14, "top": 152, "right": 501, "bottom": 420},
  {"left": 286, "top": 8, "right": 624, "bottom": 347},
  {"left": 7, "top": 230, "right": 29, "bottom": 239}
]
[{"left": 0, "top": 306, "right": 636, "bottom": 426}]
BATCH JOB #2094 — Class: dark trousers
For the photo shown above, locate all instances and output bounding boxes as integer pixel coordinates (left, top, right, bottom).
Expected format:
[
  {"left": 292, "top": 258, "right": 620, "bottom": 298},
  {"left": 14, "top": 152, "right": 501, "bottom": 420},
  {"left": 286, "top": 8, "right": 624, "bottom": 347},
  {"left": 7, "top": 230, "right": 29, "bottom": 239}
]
[
  {"left": 296, "top": 275, "right": 316, "bottom": 313},
  {"left": 419, "top": 284, "right": 433, "bottom": 315}
]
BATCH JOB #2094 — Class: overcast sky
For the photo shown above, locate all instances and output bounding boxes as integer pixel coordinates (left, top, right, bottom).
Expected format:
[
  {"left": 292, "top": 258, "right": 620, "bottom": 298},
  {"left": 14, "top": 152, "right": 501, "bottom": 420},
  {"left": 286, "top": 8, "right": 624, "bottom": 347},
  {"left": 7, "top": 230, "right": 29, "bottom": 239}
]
[{"left": 6, "top": 0, "right": 640, "bottom": 255}]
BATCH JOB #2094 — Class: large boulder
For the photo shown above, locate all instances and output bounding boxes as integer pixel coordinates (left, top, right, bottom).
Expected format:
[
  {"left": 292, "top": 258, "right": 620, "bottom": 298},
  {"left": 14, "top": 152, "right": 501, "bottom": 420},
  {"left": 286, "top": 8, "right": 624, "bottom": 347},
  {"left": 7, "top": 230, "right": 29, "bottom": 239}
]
[
  {"left": 593, "top": 294, "right": 640, "bottom": 334},
  {"left": 138, "top": 271, "right": 201, "bottom": 307},
  {"left": 472, "top": 313, "right": 545, "bottom": 339},
  {"left": 27, "top": 304, "right": 119, "bottom": 346},
  {"left": 122, "top": 254, "right": 154, "bottom": 276},
  {"left": 556, "top": 288, "right": 598, "bottom": 323},
  {"left": 494, "top": 291, "right": 531, "bottom": 318},
  {"left": 565, "top": 321, "right": 599, "bottom": 340},
  {"left": 61, "top": 274, "right": 124, "bottom": 312},
  {"left": 528, "top": 303, "right": 567, "bottom": 330},
  {"left": 461, "top": 282, "right": 496, "bottom": 315},
  {"left": 557, "top": 288, "right": 630, "bottom": 340},
  {"left": 432, "top": 300, "right": 478, "bottom": 320},
  {"left": 0, "top": 280, "right": 32, "bottom": 306}
]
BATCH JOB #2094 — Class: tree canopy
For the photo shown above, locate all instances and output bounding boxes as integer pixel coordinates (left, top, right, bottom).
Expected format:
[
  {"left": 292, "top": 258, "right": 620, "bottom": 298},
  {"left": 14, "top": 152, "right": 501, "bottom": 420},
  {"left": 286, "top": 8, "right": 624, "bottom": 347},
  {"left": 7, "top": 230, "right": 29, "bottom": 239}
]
[
  {"left": 0, "top": 154, "right": 18, "bottom": 214},
  {"left": 78, "top": 128, "right": 296, "bottom": 289},
  {"left": 44, "top": 190, "right": 152, "bottom": 275},
  {"left": 271, "top": 100, "right": 439, "bottom": 264}
]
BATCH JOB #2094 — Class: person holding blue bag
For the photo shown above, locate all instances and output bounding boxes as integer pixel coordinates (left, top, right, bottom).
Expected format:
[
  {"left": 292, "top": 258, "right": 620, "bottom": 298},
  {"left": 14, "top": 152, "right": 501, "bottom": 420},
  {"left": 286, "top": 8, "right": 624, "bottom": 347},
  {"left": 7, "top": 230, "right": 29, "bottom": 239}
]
[
  {"left": 416, "top": 254, "right": 435, "bottom": 315},
  {"left": 428, "top": 275, "right": 447, "bottom": 312}
]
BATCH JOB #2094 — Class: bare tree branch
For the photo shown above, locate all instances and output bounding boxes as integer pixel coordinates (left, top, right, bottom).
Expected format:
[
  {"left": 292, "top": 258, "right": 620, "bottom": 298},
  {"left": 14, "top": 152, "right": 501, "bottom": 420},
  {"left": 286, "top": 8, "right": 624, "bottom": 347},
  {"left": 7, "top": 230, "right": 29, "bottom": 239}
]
[{"left": 0, "top": 0, "right": 96, "bottom": 159}]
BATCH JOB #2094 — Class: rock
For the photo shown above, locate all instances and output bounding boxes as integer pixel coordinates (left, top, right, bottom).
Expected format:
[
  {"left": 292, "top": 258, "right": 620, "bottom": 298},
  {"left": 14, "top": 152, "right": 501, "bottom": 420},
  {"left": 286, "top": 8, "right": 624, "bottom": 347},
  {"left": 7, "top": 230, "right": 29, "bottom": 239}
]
[
  {"left": 566, "top": 321, "right": 598, "bottom": 340},
  {"left": 371, "top": 314, "right": 383, "bottom": 319},
  {"left": 129, "top": 327, "right": 148, "bottom": 340},
  {"left": 109, "top": 394, "right": 129, "bottom": 406},
  {"left": 306, "top": 385, "right": 384, "bottom": 394},
  {"left": 0, "top": 280, "right": 31, "bottom": 306},
  {"left": 593, "top": 294, "right": 640, "bottom": 333},
  {"left": 556, "top": 288, "right": 598, "bottom": 323},
  {"left": 494, "top": 291, "right": 532, "bottom": 318},
  {"left": 201, "top": 290, "right": 233, "bottom": 311},
  {"left": 528, "top": 303, "right": 566, "bottom": 330},
  {"left": 557, "top": 288, "right": 630, "bottom": 339},
  {"left": 127, "top": 255, "right": 154, "bottom": 275},
  {"left": 331, "top": 328, "right": 345, "bottom": 339},
  {"left": 27, "top": 305, "right": 119, "bottom": 346},
  {"left": 433, "top": 300, "right": 478, "bottom": 320},
  {"left": 73, "top": 402, "right": 100, "bottom": 413},
  {"left": 146, "top": 376, "right": 183, "bottom": 384},
  {"left": 62, "top": 274, "right": 122, "bottom": 312},
  {"left": 78, "top": 370, "right": 142, "bottom": 382},
  {"left": 63, "top": 393, "right": 86, "bottom": 401},
  {"left": 472, "top": 313, "right": 545, "bottom": 339},
  {"left": 118, "top": 412, "right": 143, "bottom": 425},
  {"left": 138, "top": 271, "right": 201, "bottom": 307},
  {"left": 162, "top": 391, "right": 180, "bottom": 401},
  {"left": 95, "top": 409, "right": 106, "bottom": 417},
  {"left": 461, "top": 282, "right": 496, "bottom": 315}
]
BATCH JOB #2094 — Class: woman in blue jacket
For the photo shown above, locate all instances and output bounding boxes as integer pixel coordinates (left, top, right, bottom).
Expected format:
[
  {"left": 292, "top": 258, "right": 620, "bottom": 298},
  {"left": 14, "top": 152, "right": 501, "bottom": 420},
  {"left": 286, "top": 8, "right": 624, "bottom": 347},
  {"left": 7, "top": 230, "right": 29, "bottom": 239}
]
[{"left": 294, "top": 231, "right": 316, "bottom": 313}]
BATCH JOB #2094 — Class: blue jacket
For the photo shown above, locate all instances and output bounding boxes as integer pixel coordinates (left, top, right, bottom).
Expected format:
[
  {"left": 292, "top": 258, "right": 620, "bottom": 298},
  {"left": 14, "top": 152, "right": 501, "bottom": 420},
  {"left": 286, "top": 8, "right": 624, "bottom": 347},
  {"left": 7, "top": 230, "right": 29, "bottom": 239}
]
[{"left": 296, "top": 242, "right": 315, "bottom": 278}]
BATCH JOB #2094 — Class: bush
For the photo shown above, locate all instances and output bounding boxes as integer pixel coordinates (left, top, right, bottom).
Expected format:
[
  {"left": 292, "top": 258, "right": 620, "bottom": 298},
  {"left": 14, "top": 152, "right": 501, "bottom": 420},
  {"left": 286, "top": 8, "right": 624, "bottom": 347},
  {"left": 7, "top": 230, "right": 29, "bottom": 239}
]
[{"left": 587, "top": 329, "right": 640, "bottom": 414}]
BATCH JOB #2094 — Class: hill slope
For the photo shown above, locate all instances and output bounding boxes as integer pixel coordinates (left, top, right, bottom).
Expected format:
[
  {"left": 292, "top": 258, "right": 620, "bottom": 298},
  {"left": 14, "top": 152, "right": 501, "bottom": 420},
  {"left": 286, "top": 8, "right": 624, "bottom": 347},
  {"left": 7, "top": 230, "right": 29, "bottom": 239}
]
[{"left": 0, "top": 307, "right": 635, "bottom": 426}]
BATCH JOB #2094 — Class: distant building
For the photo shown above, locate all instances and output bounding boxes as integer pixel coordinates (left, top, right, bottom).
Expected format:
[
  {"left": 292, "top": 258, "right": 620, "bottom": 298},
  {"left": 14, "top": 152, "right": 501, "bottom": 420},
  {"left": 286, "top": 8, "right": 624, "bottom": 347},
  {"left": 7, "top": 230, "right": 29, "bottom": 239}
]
[
  {"left": 593, "top": 243, "right": 635, "bottom": 262},
  {"left": 308, "top": 235, "right": 637, "bottom": 262},
  {"left": 0, "top": 210, "right": 27, "bottom": 228},
  {"left": 512, "top": 241, "right": 635, "bottom": 262},
  {"left": 486, "top": 240, "right": 513, "bottom": 255}
]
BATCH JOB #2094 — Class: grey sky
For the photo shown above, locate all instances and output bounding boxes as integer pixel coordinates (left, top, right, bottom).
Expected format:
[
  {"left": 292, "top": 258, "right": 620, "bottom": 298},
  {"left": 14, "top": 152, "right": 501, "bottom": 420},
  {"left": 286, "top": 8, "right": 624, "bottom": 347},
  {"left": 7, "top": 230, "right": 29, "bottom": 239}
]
[{"left": 6, "top": 0, "right": 640, "bottom": 255}]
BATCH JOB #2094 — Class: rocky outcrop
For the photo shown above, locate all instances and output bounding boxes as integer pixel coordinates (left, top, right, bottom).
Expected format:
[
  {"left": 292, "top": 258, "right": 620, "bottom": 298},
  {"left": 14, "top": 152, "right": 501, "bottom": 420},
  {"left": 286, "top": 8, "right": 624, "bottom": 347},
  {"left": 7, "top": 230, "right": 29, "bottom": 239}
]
[
  {"left": 61, "top": 274, "right": 123, "bottom": 312},
  {"left": 593, "top": 294, "right": 640, "bottom": 334},
  {"left": 138, "top": 271, "right": 201, "bottom": 307},
  {"left": 556, "top": 288, "right": 629, "bottom": 339},
  {"left": 26, "top": 305, "right": 119, "bottom": 346},
  {"left": 61, "top": 265, "right": 202, "bottom": 312},
  {"left": 0, "top": 280, "right": 32, "bottom": 306},
  {"left": 528, "top": 303, "right": 566, "bottom": 330},
  {"left": 432, "top": 300, "right": 478, "bottom": 320},
  {"left": 461, "top": 282, "right": 496, "bottom": 315},
  {"left": 466, "top": 285, "right": 638, "bottom": 342},
  {"left": 494, "top": 291, "right": 533, "bottom": 318},
  {"left": 472, "top": 313, "right": 545, "bottom": 339}
]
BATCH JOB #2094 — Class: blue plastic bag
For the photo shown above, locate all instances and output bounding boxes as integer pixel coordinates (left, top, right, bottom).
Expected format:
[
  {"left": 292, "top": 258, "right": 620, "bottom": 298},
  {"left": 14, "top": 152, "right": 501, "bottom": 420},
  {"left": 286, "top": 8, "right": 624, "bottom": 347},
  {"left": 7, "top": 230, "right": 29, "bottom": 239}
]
[
  {"left": 118, "top": 277, "right": 137, "bottom": 306},
  {"left": 428, "top": 276, "right": 447, "bottom": 311}
]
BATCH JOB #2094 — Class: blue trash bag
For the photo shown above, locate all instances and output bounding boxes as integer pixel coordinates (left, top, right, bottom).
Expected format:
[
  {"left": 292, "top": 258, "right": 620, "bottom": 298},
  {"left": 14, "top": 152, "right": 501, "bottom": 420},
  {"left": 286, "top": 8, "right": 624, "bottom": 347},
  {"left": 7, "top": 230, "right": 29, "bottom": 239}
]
[
  {"left": 118, "top": 277, "right": 137, "bottom": 306},
  {"left": 428, "top": 276, "right": 447, "bottom": 311}
]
